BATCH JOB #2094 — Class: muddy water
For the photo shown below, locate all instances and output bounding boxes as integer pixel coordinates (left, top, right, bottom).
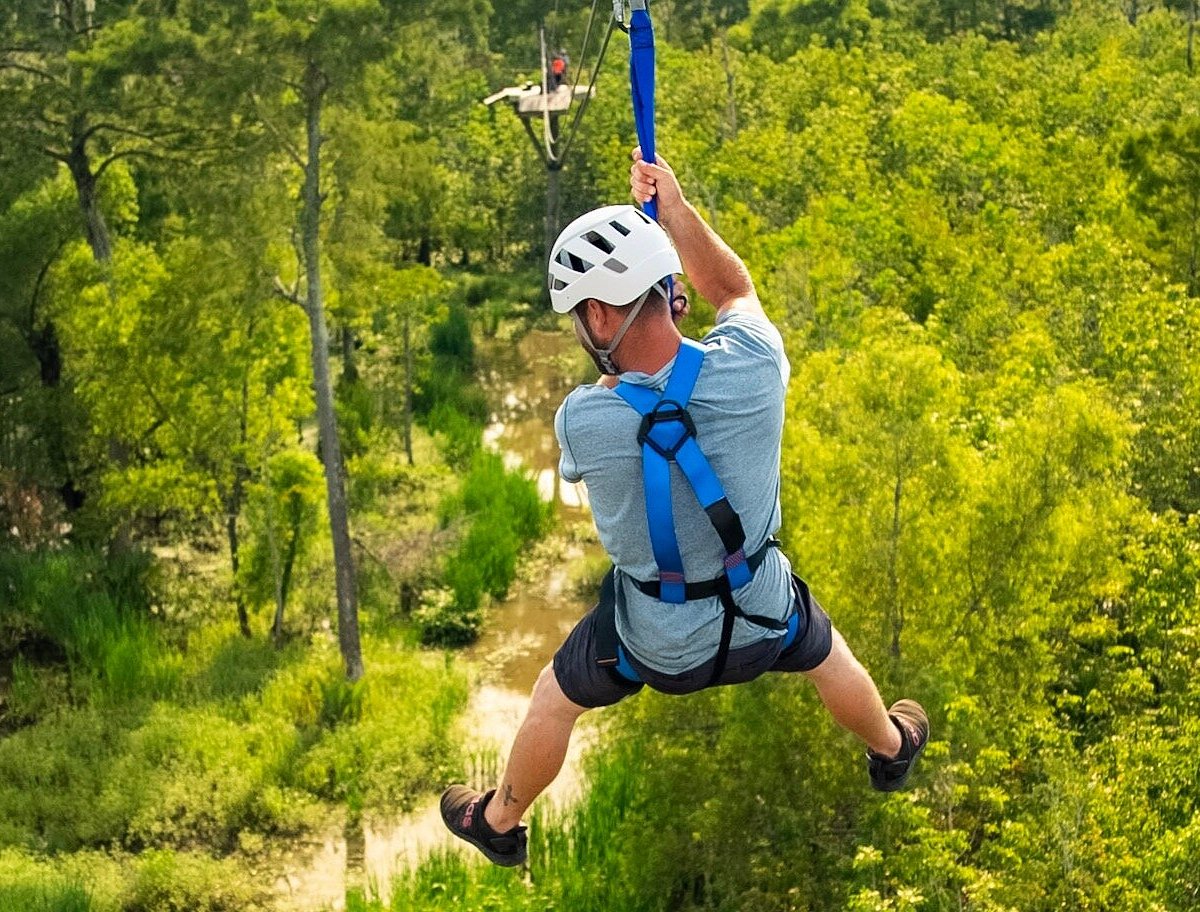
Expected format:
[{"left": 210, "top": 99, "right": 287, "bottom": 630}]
[{"left": 275, "top": 328, "right": 602, "bottom": 909}]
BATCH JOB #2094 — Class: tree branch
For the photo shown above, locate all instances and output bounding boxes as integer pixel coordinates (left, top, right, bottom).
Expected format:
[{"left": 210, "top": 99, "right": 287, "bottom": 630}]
[
  {"left": 79, "top": 121, "right": 192, "bottom": 145},
  {"left": 0, "top": 60, "right": 64, "bottom": 84},
  {"left": 28, "top": 241, "right": 69, "bottom": 327},
  {"left": 272, "top": 275, "right": 304, "bottom": 307},
  {"left": 34, "top": 111, "right": 68, "bottom": 130},
  {"left": 41, "top": 146, "right": 70, "bottom": 163},
  {"left": 94, "top": 148, "right": 174, "bottom": 180},
  {"left": 249, "top": 93, "right": 305, "bottom": 169}
]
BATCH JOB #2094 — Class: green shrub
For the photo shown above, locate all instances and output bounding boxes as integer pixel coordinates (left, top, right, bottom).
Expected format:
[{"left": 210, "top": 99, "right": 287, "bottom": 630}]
[
  {"left": 429, "top": 304, "right": 474, "bottom": 367},
  {"left": 294, "top": 648, "right": 468, "bottom": 812},
  {"left": 0, "top": 548, "right": 177, "bottom": 703},
  {"left": 437, "top": 452, "right": 551, "bottom": 625},
  {"left": 105, "top": 706, "right": 304, "bottom": 849},
  {"left": 0, "top": 881, "right": 92, "bottom": 912},
  {"left": 3, "top": 656, "right": 68, "bottom": 723},
  {"left": 427, "top": 404, "right": 481, "bottom": 469},
  {"left": 413, "top": 585, "right": 482, "bottom": 647},
  {"left": 237, "top": 448, "right": 325, "bottom": 616},
  {"left": 347, "top": 448, "right": 443, "bottom": 512},
  {"left": 125, "top": 849, "right": 265, "bottom": 912},
  {"left": 0, "top": 847, "right": 264, "bottom": 912},
  {"left": 336, "top": 378, "right": 377, "bottom": 459},
  {"left": 0, "top": 849, "right": 130, "bottom": 911}
]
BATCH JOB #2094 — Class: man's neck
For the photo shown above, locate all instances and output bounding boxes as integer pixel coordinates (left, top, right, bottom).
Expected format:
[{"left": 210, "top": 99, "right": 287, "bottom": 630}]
[{"left": 615, "top": 320, "right": 684, "bottom": 376}]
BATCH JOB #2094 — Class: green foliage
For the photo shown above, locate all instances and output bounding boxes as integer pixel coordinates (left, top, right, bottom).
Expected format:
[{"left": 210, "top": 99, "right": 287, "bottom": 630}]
[
  {"left": 412, "top": 586, "right": 482, "bottom": 648},
  {"left": 418, "top": 451, "right": 550, "bottom": 646},
  {"left": 238, "top": 448, "right": 326, "bottom": 612},
  {"left": 292, "top": 646, "right": 468, "bottom": 813},
  {"left": 0, "top": 547, "right": 468, "bottom": 859},
  {"left": 429, "top": 303, "right": 476, "bottom": 369},
  {"left": 123, "top": 849, "right": 265, "bottom": 912},
  {"left": 0, "top": 846, "right": 269, "bottom": 912},
  {"left": 0, "top": 547, "right": 178, "bottom": 703},
  {"left": 3, "top": 0, "right": 1200, "bottom": 907}
]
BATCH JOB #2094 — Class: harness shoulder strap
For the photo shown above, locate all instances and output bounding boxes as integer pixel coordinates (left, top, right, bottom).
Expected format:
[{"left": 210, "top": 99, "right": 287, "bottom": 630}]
[{"left": 612, "top": 339, "right": 752, "bottom": 599}]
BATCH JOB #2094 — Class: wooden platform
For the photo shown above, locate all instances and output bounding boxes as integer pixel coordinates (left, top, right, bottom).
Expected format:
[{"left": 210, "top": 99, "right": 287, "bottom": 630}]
[{"left": 483, "top": 83, "right": 594, "bottom": 116}]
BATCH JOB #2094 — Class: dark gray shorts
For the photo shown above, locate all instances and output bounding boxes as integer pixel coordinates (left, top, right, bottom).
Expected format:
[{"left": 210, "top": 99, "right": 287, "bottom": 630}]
[{"left": 553, "top": 575, "right": 834, "bottom": 709}]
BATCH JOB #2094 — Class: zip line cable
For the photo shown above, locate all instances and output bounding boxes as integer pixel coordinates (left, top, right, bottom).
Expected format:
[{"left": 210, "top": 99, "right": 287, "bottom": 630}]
[
  {"left": 556, "top": 15, "right": 615, "bottom": 166},
  {"left": 532, "top": 0, "right": 612, "bottom": 168},
  {"left": 540, "top": 25, "right": 556, "bottom": 162}
]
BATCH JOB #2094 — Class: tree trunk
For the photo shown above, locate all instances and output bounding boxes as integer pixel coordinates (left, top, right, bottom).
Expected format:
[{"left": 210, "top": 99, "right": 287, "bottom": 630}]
[
  {"left": 1189, "top": 0, "right": 1196, "bottom": 75},
  {"left": 889, "top": 471, "right": 904, "bottom": 661},
  {"left": 341, "top": 328, "right": 359, "bottom": 384},
  {"left": 272, "top": 502, "right": 302, "bottom": 645},
  {"left": 228, "top": 375, "right": 252, "bottom": 639},
  {"left": 302, "top": 62, "right": 364, "bottom": 682},
  {"left": 227, "top": 488, "right": 251, "bottom": 639},
  {"left": 403, "top": 308, "right": 414, "bottom": 466},
  {"left": 65, "top": 131, "right": 113, "bottom": 264},
  {"left": 719, "top": 32, "right": 738, "bottom": 140}
]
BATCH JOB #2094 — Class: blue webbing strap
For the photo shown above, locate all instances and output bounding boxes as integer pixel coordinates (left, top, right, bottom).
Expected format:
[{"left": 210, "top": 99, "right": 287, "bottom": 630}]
[
  {"left": 612, "top": 351, "right": 696, "bottom": 604},
  {"left": 628, "top": 3, "right": 658, "bottom": 222},
  {"left": 623, "top": 1, "right": 679, "bottom": 311}
]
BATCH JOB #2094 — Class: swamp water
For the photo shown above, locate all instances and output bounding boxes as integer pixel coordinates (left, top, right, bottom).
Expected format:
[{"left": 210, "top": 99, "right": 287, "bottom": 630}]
[{"left": 275, "top": 329, "right": 603, "bottom": 909}]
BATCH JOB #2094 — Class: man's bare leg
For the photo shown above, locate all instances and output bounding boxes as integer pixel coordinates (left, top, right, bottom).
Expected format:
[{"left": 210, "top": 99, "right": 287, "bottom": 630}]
[
  {"left": 484, "top": 662, "right": 589, "bottom": 833},
  {"left": 803, "top": 628, "right": 903, "bottom": 758}
]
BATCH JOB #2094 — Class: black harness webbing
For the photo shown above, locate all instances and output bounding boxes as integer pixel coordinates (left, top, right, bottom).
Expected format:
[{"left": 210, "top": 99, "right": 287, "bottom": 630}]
[{"left": 594, "top": 539, "right": 785, "bottom": 687}]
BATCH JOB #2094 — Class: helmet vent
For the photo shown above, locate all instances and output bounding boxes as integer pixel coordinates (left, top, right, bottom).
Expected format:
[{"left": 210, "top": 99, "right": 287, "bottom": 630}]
[
  {"left": 551, "top": 277, "right": 568, "bottom": 291},
  {"left": 603, "top": 258, "right": 628, "bottom": 274},
  {"left": 609, "top": 219, "right": 631, "bottom": 237},
  {"left": 557, "top": 249, "right": 595, "bottom": 274},
  {"left": 583, "top": 231, "right": 615, "bottom": 255}
]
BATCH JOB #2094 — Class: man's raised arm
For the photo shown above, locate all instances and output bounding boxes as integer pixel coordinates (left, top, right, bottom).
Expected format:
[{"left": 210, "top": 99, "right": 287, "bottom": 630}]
[{"left": 630, "top": 148, "right": 765, "bottom": 321}]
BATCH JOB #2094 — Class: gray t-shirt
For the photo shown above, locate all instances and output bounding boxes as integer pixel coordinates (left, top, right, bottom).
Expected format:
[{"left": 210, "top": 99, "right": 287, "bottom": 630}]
[{"left": 554, "top": 310, "right": 795, "bottom": 674}]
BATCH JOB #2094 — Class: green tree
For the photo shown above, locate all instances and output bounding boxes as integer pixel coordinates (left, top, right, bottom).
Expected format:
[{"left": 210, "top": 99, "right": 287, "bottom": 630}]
[
  {"left": 0, "top": 0, "right": 202, "bottom": 263},
  {"left": 1121, "top": 119, "right": 1200, "bottom": 297},
  {"left": 229, "top": 0, "right": 423, "bottom": 681}
]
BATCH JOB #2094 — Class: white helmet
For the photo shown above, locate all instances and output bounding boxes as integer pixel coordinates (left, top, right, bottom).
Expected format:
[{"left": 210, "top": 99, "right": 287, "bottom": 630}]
[{"left": 548, "top": 204, "right": 682, "bottom": 314}]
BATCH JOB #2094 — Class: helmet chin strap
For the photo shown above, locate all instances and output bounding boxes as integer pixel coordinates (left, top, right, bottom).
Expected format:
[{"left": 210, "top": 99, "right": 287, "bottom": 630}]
[{"left": 573, "top": 284, "right": 664, "bottom": 375}]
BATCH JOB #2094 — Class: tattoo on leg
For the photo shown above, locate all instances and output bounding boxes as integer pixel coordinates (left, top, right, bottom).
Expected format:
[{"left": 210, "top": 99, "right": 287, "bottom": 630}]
[{"left": 502, "top": 784, "right": 517, "bottom": 807}]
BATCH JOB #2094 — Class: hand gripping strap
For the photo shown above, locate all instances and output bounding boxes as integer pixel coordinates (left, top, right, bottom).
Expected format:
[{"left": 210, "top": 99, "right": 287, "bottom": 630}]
[{"left": 613, "top": 340, "right": 752, "bottom": 600}]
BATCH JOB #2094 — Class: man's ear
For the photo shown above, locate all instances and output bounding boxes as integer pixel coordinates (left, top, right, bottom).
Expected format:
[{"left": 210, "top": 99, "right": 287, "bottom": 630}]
[{"left": 583, "top": 298, "right": 606, "bottom": 328}]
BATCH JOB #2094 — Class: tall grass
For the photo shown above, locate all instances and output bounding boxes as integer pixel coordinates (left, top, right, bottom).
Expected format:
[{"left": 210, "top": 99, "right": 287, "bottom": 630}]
[
  {"left": 418, "top": 451, "right": 551, "bottom": 646},
  {"left": 0, "top": 547, "right": 470, "bottom": 856},
  {"left": 0, "top": 847, "right": 267, "bottom": 912},
  {"left": 375, "top": 735, "right": 653, "bottom": 912},
  {"left": 0, "top": 548, "right": 179, "bottom": 703}
]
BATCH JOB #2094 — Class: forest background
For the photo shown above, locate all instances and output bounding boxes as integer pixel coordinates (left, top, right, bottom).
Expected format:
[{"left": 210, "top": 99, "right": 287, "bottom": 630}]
[{"left": 1, "top": 0, "right": 1198, "bottom": 909}]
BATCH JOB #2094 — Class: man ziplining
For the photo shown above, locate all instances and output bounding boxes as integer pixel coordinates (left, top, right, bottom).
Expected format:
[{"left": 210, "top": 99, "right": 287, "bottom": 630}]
[{"left": 439, "top": 149, "right": 930, "bottom": 867}]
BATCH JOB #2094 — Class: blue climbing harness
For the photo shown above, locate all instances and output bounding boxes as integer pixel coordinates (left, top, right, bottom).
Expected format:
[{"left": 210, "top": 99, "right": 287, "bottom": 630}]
[{"left": 595, "top": 339, "right": 794, "bottom": 687}]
